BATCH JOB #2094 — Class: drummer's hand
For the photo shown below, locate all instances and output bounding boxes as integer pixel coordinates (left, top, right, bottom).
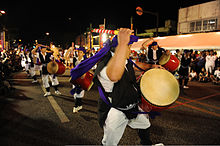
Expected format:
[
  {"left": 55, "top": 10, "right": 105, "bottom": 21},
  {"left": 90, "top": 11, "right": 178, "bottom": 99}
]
[
  {"left": 152, "top": 64, "right": 165, "bottom": 69},
  {"left": 118, "top": 28, "right": 134, "bottom": 46}
]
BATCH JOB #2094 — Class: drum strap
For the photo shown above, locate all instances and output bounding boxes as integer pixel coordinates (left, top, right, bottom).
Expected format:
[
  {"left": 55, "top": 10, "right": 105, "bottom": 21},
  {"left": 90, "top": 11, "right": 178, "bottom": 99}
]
[
  {"left": 98, "top": 85, "right": 160, "bottom": 118},
  {"left": 98, "top": 85, "right": 138, "bottom": 111},
  {"left": 98, "top": 86, "right": 112, "bottom": 106},
  {"left": 128, "top": 58, "right": 145, "bottom": 71}
]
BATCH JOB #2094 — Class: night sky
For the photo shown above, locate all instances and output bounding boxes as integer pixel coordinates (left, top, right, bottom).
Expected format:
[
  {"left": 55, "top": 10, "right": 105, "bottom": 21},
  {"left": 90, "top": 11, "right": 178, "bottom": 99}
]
[{"left": 1, "top": 0, "right": 213, "bottom": 47}]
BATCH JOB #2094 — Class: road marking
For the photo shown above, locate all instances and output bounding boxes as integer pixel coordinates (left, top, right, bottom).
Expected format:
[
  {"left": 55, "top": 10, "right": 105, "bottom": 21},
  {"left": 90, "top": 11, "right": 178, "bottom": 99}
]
[
  {"left": 168, "top": 93, "right": 220, "bottom": 109},
  {"left": 40, "top": 81, "right": 70, "bottom": 123},
  {"left": 9, "top": 78, "right": 33, "bottom": 81},
  {"left": 179, "top": 96, "right": 220, "bottom": 110},
  {"left": 175, "top": 101, "right": 220, "bottom": 117}
]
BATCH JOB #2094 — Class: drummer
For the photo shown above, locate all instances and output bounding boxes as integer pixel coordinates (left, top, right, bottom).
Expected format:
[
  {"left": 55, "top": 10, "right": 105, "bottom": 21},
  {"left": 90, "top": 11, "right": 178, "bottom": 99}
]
[
  {"left": 147, "top": 41, "right": 169, "bottom": 64},
  {"left": 94, "top": 28, "right": 163, "bottom": 145},
  {"left": 71, "top": 47, "right": 87, "bottom": 113},
  {"left": 32, "top": 44, "right": 61, "bottom": 97}
]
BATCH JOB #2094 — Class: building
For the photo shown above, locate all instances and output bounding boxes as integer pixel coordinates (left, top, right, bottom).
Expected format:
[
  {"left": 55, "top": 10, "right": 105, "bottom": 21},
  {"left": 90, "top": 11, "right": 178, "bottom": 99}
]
[
  {"left": 178, "top": 0, "right": 220, "bottom": 34},
  {"left": 137, "top": 20, "right": 177, "bottom": 37}
]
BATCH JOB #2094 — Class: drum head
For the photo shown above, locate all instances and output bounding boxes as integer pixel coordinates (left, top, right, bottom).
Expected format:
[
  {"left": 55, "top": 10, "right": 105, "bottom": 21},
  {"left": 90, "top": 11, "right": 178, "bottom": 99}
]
[
  {"left": 159, "top": 54, "right": 170, "bottom": 65},
  {"left": 140, "top": 69, "right": 179, "bottom": 107},
  {"left": 47, "top": 61, "right": 58, "bottom": 74}
]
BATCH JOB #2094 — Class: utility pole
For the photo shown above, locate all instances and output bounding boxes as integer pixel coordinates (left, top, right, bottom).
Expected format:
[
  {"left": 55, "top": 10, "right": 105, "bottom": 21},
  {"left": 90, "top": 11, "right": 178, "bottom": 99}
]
[
  {"left": 130, "top": 16, "right": 133, "bottom": 30},
  {"left": 136, "top": 7, "right": 159, "bottom": 37}
]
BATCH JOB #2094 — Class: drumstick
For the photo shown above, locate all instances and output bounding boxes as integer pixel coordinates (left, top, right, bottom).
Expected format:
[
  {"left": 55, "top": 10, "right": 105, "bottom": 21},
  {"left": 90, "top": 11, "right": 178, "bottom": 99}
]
[
  {"left": 142, "top": 38, "right": 154, "bottom": 49},
  {"left": 40, "top": 44, "right": 49, "bottom": 48}
]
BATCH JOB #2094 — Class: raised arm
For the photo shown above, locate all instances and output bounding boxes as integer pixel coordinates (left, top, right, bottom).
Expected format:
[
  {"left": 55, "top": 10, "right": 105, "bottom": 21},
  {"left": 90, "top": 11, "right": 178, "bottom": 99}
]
[
  {"left": 106, "top": 28, "right": 133, "bottom": 82},
  {"left": 31, "top": 44, "right": 40, "bottom": 55}
]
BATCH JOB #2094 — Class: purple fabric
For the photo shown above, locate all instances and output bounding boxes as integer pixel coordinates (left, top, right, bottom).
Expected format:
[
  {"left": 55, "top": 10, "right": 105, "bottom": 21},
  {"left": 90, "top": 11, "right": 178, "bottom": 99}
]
[
  {"left": 70, "top": 39, "right": 112, "bottom": 80},
  {"left": 77, "top": 47, "right": 86, "bottom": 53},
  {"left": 128, "top": 58, "right": 145, "bottom": 71},
  {"left": 98, "top": 86, "right": 112, "bottom": 106},
  {"left": 98, "top": 85, "right": 160, "bottom": 118},
  {"left": 70, "top": 35, "right": 139, "bottom": 80}
]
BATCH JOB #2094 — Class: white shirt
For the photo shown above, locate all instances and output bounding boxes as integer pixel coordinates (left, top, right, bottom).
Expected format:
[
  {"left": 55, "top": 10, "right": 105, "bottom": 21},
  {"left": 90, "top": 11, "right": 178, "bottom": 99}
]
[
  {"left": 153, "top": 49, "right": 157, "bottom": 60},
  {"left": 75, "top": 57, "right": 84, "bottom": 66},
  {"left": 214, "top": 70, "right": 220, "bottom": 78},
  {"left": 206, "top": 55, "right": 217, "bottom": 65},
  {"left": 98, "top": 66, "right": 115, "bottom": 92},
  {"left": 97, "top": 52, "right": 128, "bottom": 93}
]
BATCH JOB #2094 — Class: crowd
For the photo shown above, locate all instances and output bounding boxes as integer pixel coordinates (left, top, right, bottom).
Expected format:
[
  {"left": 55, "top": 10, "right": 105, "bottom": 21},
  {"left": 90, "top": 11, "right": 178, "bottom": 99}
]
[
  {"left": 0, "top": 42, "right": 220, "bottom": 96},
  {"left": 130, "top": 47, "right": 220, "bottom": 87},
  {"left": 0, "top": 48, "right": 23, "bottom": 94}
]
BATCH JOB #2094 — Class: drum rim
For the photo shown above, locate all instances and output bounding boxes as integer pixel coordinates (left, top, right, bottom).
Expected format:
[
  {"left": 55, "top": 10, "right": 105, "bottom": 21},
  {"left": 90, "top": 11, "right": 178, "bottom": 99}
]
[
  {"left": 159, "top": 54, "right": 171, "bottom": 65},
  {"left": 141, "top": 94, "right": 178, "bottom": 108},
  {"left": 172, "top": 61, "right": 181, "bottom": 72},
  {"left": 140, "top": 69, "right": 180, "bottom": 106}
]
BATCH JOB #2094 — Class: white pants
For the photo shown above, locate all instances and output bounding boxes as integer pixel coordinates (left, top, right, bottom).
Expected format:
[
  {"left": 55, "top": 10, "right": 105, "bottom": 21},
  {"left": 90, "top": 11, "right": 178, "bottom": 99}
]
[
  {"left": 42, "top": 74, "right": 59, "bottom": 88},
  {"left": 34, "top": 64, "right": 42, "bottom": 72},
  {"left": 30, "top": 67, "right": 36, "bottom": 77},
  {"left": 102, "top": 107, "right": 151, "bottom": 146},
  {"left": 21, "top": 60, "right": 25, "bottom": 68},
  {"left": 205, "top": 63, "right": 215, "bottom": 74},
  {"left": 72, "top": 85, "right": 85, "bottom": 99},
  {"left": 25, "top": 63, "right": 30, "bottom": 72}
]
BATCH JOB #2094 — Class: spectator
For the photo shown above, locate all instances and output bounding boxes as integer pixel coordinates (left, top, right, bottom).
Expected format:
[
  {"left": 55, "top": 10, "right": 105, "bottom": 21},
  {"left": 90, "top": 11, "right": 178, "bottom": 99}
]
[
  {"left": 211, "top": 66, "right": 220, "bottom": 85},
  {"left": 196, "top": 51, "right": 205, "bottom": 75},
  {"left": 178, "top": 50, "right": 191, "bottom": 88},
  {"left": 205, "top": 50, "right": 217, "bottom": 75},
  {"left": 139, "top": 49, "right": 147, "bottom": 63},
  {"left": 199, "top": 68, "right": 210, "bottom": 83},
  {"left": 189, "top": 69, "right": 197, "bottom": 81},
  {"left": 175, "top": 49, "right": 182, "bottom": 61}
]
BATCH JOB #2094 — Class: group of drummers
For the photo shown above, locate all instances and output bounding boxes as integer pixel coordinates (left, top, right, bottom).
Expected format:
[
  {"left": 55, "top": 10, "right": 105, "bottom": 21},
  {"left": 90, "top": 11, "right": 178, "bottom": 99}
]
[
  {"left": 20, "top": 42, "right": 90, "bottom": 113},
  {"left": 19, "top": 28, "right": 182, "bottom": 146}
]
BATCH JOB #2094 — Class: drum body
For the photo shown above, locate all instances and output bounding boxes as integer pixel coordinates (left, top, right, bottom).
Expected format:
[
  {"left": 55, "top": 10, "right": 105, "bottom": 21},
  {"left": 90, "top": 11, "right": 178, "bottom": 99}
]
[
  {"left": 70, "top": 72, "right": 94, "bottom": 91},
  {"left": 56, "top": 62, "right": 66, "bottom": 74},
  {"left": 139, "top": 69, "right": 179, "bottom": 112},
  {"left": 47, "top": 61, "right": 65, "bottom": 75},
  {"left": 159, "top": 54, "right": 180, "bottom": 72}
]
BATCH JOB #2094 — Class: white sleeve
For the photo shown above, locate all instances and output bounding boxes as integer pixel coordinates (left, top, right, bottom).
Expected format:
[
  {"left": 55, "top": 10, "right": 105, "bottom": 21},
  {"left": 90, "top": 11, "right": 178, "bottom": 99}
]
[
  {"left": 36, "top": 52, "right": 40, "bottom": 59},
  {"left": 99, "top": 67, "right": 110, "bottom": 81},
  {"left": 97, "top": 66, "right": 116, "bottom": 92},
  {"left": 214, "top": 70, "right": 217, "bottom": 76}
]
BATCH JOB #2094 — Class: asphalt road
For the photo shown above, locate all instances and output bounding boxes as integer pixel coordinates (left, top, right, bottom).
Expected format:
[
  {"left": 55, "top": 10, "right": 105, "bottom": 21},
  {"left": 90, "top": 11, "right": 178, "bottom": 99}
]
[{"left": 0, "top": 69, "right": 219, "bottom": 145}]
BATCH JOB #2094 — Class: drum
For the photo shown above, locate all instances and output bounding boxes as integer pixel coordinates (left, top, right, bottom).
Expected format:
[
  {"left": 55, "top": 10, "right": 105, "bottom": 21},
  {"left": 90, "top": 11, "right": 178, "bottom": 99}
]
[
  {"left": 159, "top": 54, "right": 180, "bottom": 72},
  {"left": 139, "top": 69, "right": 179, "bottom": 112},
  {"left": 47, "top": 61, "right": 66, "bottom": 75},
  {"left": 70, "top": 72, "right": 94, "bottom": 91}
]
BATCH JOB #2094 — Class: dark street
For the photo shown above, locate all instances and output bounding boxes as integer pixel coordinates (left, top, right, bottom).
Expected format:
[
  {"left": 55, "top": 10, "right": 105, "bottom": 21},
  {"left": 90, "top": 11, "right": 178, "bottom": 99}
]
[{"left": 0, "top": 70, "right": 219, "bottom": 145}]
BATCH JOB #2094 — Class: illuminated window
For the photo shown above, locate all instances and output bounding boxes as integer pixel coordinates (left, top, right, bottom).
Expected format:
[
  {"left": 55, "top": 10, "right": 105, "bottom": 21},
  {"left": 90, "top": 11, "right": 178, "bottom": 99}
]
[
  {"left": 203, "top": 20, "right": 208, "bottom": 30},
  {"left": 208, "top": 19, "right": 217, "bottom": 30},
  {"left": 196, "top": 21, "right": 202, "bottom": 31},
  {"left": 190, "top": 22, "right": 195, "bottom": 32}
]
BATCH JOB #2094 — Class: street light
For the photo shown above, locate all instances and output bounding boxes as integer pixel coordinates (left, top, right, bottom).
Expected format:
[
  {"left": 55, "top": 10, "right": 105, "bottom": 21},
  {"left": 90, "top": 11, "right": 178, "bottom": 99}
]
[
  {"left": 0, "top": 10, "right": 6, "bottom": 14},
  {"left": 136, "top": 7, "right": 159, "bottom": 37},
  {"left": 0, "top": 10, "right": 6, "bottom": 16}
]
